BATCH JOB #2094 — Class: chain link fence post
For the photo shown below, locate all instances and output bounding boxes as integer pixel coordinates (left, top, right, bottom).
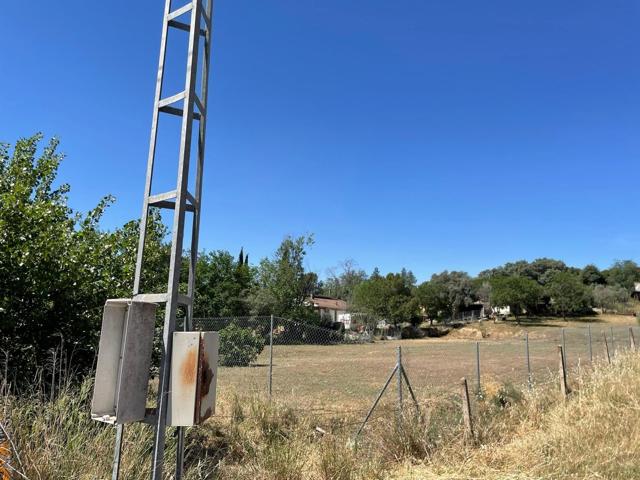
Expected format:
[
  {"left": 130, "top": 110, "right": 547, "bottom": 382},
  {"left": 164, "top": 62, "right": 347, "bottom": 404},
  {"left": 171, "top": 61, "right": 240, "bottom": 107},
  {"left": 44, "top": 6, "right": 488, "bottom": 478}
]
[
  {"left": 268, "top": 314, "right": 274, "bottom": 400},
  {"left": 525, "top": 332, "right": 532, "bottom": 388}
]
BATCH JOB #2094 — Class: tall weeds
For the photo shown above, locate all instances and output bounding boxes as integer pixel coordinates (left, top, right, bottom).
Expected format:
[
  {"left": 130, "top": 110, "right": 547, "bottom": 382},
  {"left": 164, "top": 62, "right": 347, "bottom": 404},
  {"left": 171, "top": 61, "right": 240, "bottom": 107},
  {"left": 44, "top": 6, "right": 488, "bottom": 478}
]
[{"left": 2, "top": 353, "right": 639, "bottom": 479}]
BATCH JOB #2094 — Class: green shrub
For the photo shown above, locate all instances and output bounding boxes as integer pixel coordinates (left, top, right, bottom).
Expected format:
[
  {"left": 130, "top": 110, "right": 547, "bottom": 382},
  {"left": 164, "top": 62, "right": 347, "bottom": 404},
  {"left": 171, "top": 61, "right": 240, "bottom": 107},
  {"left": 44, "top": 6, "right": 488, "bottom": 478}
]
[{"left": 219, "top": 323, "right": 265, "bottom": 366}]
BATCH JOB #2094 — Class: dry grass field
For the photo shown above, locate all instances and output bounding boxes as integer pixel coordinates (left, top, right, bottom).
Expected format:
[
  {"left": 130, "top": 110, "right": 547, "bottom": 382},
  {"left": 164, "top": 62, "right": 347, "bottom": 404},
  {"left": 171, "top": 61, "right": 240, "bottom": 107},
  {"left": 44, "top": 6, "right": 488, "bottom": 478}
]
[
  {"left": 216, "top": 314, "right": 639, "bottom": 415},
  {"left": 6, "top": 327, "right": 640, "bottom": 479}
]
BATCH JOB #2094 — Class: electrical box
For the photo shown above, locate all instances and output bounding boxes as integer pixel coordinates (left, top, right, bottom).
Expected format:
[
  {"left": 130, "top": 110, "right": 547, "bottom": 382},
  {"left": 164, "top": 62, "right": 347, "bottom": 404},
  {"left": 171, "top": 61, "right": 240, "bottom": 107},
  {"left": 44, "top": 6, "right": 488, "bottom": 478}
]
[
  {"left": 168, "top": 331, "right": 219, "bottom": 426},
  {"left": 91, "top": 299, "right": 157, "bottom": 424}
]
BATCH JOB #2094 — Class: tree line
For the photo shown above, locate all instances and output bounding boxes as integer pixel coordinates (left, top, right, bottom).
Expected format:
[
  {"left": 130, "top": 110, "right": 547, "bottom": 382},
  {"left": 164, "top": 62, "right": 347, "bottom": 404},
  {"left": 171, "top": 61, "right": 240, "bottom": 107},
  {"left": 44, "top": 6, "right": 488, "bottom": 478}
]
[{"left": 2, "top": 135, "right": 639, "bottom": 378}]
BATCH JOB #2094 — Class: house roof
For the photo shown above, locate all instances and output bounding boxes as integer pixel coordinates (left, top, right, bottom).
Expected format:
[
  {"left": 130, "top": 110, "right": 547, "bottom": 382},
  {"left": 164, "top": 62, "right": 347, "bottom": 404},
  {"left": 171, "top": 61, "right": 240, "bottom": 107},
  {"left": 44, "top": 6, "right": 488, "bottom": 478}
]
[{"left": 309, "top": 295, "right": 347, "bottom": 311}]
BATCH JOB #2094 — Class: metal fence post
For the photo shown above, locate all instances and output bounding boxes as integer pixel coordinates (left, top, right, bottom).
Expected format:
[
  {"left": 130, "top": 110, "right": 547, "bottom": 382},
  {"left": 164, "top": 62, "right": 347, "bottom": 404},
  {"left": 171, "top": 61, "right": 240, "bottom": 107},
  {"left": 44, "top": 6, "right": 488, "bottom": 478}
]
[
  {"left": 268, "top": 314, "right": 274, "bottom": 399},
  {"left": 561, "top": 328, "right": 567, "bottom": 371},
  {"left": 397, "top": 346, "right": 403, "bottom": 420},
  {"left": 630, "top": 327, "right": 637, "bottom": 352},
  {"left": 610, "top": 327, "right": 615, "bottom": 356},
  {"left": 588, "top": 325, "right": 593, "bottom": 363},
  {"left": 475, "top": 341, "right": 481, "bottom": 395},
  {"left": 525, "top": 332, "right": 532, "bottom": 388}
]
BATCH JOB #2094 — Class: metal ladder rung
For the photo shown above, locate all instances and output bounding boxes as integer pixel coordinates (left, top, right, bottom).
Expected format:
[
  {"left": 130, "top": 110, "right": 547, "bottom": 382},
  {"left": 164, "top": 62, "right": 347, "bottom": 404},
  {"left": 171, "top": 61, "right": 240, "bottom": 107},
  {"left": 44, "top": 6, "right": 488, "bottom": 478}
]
[
  {"left": 148, "top": 190, "right": 198, "bottom": 209},
  {"left": 168, "top": 19, "right": 207, "bottom": 36},
  {"left": 133, "top": 293, "right": 193, "bottom": 306},
  {"left": 167, "top": 3, "right": 193, "bottom": 21},
  {"left": 148, "top": 200, "right": 196, "bottom": 213},
  {"left": 158, "top": 104, "right": 202, "bottom": 121},
  {"left": 158, "top": 91, "right": 185, "bottom": 109}
]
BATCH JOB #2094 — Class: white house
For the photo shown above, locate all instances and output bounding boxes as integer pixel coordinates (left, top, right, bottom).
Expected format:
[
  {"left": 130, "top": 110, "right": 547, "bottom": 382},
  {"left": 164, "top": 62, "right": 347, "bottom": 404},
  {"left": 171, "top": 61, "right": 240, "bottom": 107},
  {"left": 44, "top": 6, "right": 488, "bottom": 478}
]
[{"left": 306, "top": 295, "right": 348, "bottom": 323}]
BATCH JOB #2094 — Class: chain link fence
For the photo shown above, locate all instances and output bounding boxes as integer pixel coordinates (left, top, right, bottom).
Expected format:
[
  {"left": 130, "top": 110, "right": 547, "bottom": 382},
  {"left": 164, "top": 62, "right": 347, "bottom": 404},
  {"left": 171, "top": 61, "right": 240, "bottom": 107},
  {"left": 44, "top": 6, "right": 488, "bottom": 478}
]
[{"left": 192, "top": 316, "right": 639, "bottom": 423}]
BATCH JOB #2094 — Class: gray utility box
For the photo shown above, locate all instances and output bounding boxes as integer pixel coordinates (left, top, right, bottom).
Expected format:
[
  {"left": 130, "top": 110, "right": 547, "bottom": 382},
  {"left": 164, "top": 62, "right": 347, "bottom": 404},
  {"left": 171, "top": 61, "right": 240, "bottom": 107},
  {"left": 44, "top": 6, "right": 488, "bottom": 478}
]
[
  {"left": 168, "top": 331, "right": 219, "bottom": 426},
  {"left": 91, "top": 299, "right": 157, "bottom": 424}
]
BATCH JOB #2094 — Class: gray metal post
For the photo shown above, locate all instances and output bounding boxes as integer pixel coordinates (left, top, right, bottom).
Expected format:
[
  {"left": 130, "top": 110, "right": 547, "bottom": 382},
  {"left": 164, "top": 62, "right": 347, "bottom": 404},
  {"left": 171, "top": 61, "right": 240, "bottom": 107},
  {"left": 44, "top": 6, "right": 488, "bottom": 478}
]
[
  {"left": 475, "top": 341, "right": 481, "bottom": 395},
  {"left": 610, "top": 326, "right": 615, "bottom": 356},
  {"left": 630, "top": 327, "right": 637, "bottom": 352},
  {"left": 561, "top": 328, "right": 567, "bottom": 371},
  {"left": 111, "top": 425, "right": 123, "bottom": 480},
  {"left": 269, "top": 314, "right": 274, "bottom": 399},
  {"left": 588, "top": 325, "right": 593, "bottom": 363},
  {"left": 397, "top": 346, "right": 403, "bottom": 419},
  {"left": 525, "top": 332, "right": 531, "bottom": 388}
]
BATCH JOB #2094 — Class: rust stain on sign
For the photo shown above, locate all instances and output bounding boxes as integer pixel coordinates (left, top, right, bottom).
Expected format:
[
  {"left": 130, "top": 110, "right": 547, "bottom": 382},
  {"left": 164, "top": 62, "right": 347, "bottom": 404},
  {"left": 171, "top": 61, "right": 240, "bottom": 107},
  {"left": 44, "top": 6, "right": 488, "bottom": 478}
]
[
  {"left": 199, "top": 352, "right": 214, "bottom": 396},
  {"left": 180, "top": 346, "right": 198, "bottom": 386}
]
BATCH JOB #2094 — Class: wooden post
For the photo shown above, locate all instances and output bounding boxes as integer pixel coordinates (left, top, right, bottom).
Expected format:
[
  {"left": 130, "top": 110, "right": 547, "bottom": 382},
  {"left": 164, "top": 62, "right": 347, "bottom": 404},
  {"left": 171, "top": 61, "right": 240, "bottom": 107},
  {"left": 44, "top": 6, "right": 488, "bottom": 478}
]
[
  {"left": 461, "top": 377, "right": 474, "bottom": 443},
  {"left": 603, "top": 331, "right": 611, "bottom": 365},
  {"left": 558, "top": 345, "right": 570, "bottom": 397},
  {"left": 629, "top": 327, "right": 636, "bottom": 352},
  {"left": 588, "top": 325, "right": 593, "bottom": 363},
  {"left": 475, "top": 341, "right": 481, "bottom": 396},
  {"left": 561, "top": 328, "right": 567, "bottom": 371}
]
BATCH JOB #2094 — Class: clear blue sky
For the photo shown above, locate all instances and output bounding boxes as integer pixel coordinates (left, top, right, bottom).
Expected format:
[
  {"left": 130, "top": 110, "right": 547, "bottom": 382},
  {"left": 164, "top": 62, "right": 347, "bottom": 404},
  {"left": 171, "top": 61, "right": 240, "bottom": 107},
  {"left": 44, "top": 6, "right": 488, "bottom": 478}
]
[{"left": 1, "top": 1, "right": 638, "bottom": 282}]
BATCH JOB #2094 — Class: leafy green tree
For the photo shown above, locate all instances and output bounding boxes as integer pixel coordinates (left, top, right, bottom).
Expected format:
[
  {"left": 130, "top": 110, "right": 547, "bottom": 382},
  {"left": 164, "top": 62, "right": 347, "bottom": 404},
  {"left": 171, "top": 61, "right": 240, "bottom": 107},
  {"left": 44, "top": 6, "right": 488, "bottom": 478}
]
[
  {"left": 249, "top": 235, "right": 318, "bottom": 320},
  {"left": 415, "top": 280, "right": 447, "bottom": 324},
  {"left": 352, "top": 269, "right": 417, "bottom": 324},
  {"left": 545, "top": 271, "right": 592, "bottom": 320},
  {"left": 194, "top": 249, "right": 254, "bottom": 317},
  {"left": 0, "top": 135, "right": 168, "bottom": 381},
  {"left": 423, "top": 271, "right": 475, "bottom": 321},
  {"left": 490, "top": 276, "right": 542, "bottom": 322},
  {"left": 592, "top": 284, "right": 629, "bottom": 313},
  {"left": 581, "top": 264, "right": 606, "bottom": 285},
  {"left": 604, "top": 260, "right": 640, "bottom": 292},
  {"left": 480, "top": 258, "right": 568, "bottom": 286}
]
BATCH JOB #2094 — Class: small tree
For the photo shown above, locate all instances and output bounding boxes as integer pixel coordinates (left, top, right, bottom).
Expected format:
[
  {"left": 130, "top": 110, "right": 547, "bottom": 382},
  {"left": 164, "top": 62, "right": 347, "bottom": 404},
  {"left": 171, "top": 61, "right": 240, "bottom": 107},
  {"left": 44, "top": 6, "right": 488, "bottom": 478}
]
[
  {"left": 545, "top": 271, "right": 592, "bottom": 320},
  {"left": 218, "top": 323, "right": 265, "bottom": 366},
  {"left": 490, "top": 276, "right": 542, "bottom": 323},
  {"left": 592, "top": 284, "right": 629, "bottom": 313}
]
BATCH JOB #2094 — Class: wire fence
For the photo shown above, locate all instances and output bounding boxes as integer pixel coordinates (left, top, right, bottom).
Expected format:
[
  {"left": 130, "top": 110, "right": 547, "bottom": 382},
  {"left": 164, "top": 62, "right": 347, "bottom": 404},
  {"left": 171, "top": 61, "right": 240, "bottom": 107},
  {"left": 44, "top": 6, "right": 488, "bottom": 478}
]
[{"left": 193, "top": 316, "right": 640, "bottom": 424}]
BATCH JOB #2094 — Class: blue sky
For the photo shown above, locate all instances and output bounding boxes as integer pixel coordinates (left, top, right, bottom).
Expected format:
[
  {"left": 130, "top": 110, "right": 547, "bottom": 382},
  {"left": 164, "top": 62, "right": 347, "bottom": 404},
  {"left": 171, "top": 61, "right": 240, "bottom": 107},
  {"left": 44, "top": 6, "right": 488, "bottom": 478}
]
[{"left": 1, "top": 1, "right": 638, "bottom": 282}]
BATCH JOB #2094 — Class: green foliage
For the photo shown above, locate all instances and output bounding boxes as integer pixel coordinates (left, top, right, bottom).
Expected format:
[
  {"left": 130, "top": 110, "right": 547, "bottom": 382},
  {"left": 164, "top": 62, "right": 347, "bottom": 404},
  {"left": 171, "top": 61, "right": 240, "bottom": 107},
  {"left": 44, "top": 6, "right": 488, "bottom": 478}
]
[
  {"left": 249, "top": 235, "right": 319, "bottom": 321},
  {"left": 218, "top": 323, "right": 265, "bottom": 366},
  {"left": 592, "top": 284, "right": 629, "bottom": 313},
  {"left": 603, "top": 260, "right": 640, "bottom": 292},
  {"left": 194, "top": 249, "right": 254, "bottom": 317},
  {"left": 490, "top": 276, "right": 542, "bottom": 319},
  {"left": 581, "top": 264, "right": 606, "bottom": 285},
  {"left": 416, "top": 271, "right": 475, "bottom": 321},
  {"left": 352, "top": 268, "right": 417, "bottom": 324},
  {"left": 545, "top": 271, "right": 592, "bottom": 319},
  {"left": 480, "top": 258, "right": 569, "bottom": 286},
  {"left": 0, "top": 135, "right": 169, "bottom": 381}
]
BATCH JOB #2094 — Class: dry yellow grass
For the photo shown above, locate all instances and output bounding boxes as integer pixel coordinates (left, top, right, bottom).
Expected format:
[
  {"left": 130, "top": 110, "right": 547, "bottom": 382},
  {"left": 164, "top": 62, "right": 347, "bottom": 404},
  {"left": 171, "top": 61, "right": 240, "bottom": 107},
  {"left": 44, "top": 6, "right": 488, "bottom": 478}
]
[
  {"left": 390, "top": 352, "right": 640, "bottom": 479},
  {"left": 3, "top": 314, "right": 638, "bottom": 479}
]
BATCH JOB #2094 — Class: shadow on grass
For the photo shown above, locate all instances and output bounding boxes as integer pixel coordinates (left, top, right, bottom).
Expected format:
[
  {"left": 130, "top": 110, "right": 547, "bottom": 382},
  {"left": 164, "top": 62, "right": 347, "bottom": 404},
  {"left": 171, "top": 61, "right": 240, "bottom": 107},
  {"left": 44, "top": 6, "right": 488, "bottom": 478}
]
[{"left": 502, "top": 314, "right": 603, "bottom": 328}]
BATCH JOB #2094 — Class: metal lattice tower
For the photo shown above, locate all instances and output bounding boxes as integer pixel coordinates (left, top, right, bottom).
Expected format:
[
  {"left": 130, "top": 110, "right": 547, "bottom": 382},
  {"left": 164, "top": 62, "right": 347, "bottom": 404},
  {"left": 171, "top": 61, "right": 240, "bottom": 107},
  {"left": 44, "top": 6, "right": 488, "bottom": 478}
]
[{"left": 112, "top": 1, "right": 214, "bottom": 478}]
